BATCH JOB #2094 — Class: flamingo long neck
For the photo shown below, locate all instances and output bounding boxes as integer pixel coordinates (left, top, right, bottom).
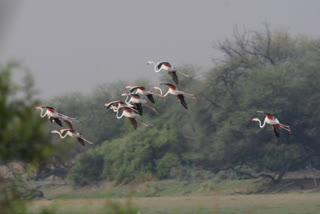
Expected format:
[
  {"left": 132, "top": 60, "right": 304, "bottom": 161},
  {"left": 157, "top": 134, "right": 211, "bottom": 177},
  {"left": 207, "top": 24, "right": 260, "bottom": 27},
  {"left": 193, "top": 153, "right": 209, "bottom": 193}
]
[
  {"left": 53, "top": 131, "right": 68, "bottom": 139},
  {"left": 39, "top": 108, "right": 47, "bottom": 118},
  {"left": 152, "top": 62, "right": 160, "bottom": 72},
  {"left": 257, "top": 118, "right": 267, "bottom": 128},
  {"left": 108, "top": 105, "right": 118, "bottom": 113},
  {"left": 154, "top": 88, "right": 163, "bottom": 96},
  {"left": 123, "top": 94, "right": 130, "bottom": 104},
  {"left": 164, "top": 89, "right": 170, "bottom": 97},
  {"left": 116, "top": 110, "right": 124, "bottom": 119}
]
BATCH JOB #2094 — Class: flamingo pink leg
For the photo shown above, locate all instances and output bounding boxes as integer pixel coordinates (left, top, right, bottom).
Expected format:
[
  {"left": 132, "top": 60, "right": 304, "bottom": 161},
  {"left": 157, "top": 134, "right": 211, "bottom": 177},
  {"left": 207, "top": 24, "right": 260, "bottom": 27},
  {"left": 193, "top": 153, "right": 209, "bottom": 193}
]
[
  {"left": 278, "top": 124, "right": 292, "bottom": 134},
  {"left": 149, "top": 92, "right": 166, "bottom": 98},
  {"left": 137, "top": 119, "right": 154, "bottom": 127},
  {"left": 181, "top": 93, "right": 197, "bottom": 100},
  {"left": 81, "top": 137, "right": 94, "bottom": 144}
]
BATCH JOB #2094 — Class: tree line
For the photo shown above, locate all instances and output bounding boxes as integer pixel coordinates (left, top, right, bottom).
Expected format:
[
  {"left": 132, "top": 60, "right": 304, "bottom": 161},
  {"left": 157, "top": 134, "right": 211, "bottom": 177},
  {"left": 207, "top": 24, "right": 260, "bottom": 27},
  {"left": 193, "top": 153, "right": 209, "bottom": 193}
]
[{"left": 1, "top": 26, "right": 320, "bottom": 189}]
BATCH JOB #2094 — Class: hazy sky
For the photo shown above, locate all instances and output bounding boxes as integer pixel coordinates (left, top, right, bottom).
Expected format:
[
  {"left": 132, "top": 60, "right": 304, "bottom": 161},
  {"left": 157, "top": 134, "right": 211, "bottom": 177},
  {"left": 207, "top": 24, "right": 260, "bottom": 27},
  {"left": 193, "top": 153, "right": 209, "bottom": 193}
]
[{"left": 1, "top": 0, "right": 320, "bottom": 98}]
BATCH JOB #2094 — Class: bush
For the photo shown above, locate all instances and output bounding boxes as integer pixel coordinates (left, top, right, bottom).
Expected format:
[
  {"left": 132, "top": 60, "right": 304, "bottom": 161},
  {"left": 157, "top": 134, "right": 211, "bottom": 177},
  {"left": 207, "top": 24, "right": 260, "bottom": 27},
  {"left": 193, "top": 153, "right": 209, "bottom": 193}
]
[{"left": 69, "top": 148, "right": 104, "bottom": 186}]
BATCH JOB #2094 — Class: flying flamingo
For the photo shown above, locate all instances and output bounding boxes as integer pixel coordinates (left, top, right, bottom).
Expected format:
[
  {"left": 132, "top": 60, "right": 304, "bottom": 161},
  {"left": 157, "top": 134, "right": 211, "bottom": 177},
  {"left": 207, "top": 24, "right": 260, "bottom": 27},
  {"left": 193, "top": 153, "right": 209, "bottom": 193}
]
[
  {"left": 35, "top": 105, "right": 77, "bottom": 128},
  {"left": 124, "top": 86, "right": 165, "bottom": 104},
  {"left": 113, "top": 106, "right": 153, "bottom": 129},
  {"left": 252, "top": 111, "right": 292, "bottom": 137},
  {"left": 104, "top": 101, "right": 135, "bottom": 112},
  {"left": 147, "top": 61, "right": 192, "bottom": 85},
  {"left": 153, "top": 83, "right": 196, "bottom": 109},
  {"left": 121, "top": 93, "right": 157, "bottom": 115},
  {"left": 51, "top": 129, "right": 94, "bottom": 146}
]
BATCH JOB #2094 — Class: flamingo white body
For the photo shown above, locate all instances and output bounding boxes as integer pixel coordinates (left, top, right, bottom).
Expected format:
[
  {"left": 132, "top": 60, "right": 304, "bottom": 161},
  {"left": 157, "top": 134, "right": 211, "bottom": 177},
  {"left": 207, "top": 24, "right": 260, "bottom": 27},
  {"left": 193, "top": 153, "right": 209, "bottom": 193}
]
[
  {"left": 121, "top": 93, "right": 157, "bottom": 113},
  {"left": 35, "top": 105, "right": 76, "bottom": 128},
  {"left": 122, "top": 93, "right": 148, "bottom": 104},
  {"left": 113, "top": 106, "right": 153, "bottom": 129},
  {"left": 104, "top": 101, "right": 134, "bottom": 112},
  {"left": 125, "top": 86, "right": 165, "bottom": 104},
  {"left": 147, "top": 61, "right": 176, "bottom": 72},
  {"left": 153, "top": 83, "right": 196, "bottom": 109},
  {"left": 147, "top": 61, "right": 192, "bottom": 84},
  {"left": 252, "top": 111, "right": 292, "bottom": 137},
  {"left": 51, "top": 129, "right": 94, "bottom": 146}
]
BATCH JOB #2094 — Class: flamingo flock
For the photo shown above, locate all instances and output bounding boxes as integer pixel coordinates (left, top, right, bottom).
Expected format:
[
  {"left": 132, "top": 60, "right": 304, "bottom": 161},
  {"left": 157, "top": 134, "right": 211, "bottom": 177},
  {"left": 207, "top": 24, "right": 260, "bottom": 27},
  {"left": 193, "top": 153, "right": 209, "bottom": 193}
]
[{"left": 36, "top": 60, "right": 292, "bottom": 147}]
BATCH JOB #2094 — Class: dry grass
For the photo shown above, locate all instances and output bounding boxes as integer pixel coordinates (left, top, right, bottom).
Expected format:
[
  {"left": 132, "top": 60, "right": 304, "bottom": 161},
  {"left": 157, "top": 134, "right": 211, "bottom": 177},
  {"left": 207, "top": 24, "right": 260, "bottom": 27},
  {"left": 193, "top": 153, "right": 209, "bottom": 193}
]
[{"left": 29, "top": 192, "right": 320, "bottom": 214}]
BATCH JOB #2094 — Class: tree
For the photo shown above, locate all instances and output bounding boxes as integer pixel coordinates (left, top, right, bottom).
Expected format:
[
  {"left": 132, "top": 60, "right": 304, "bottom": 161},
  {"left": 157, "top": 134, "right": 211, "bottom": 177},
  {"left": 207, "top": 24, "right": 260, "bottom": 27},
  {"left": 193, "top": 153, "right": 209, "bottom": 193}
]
[
  {"left": 0, "top": 62, "right": 56, "bottom": 213},
  {"left": 186, "top": 26, "right": 320, "bottom": 183}
]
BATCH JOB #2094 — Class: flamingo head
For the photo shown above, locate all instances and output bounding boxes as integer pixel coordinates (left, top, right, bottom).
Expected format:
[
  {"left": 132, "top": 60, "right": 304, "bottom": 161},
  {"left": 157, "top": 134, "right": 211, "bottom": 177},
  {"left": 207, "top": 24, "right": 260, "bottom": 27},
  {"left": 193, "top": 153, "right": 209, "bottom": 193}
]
[
  {"left": 256, "top": 111, "right": 264, "bottom": 114},
  {"left": 109, "top": 105, "right": 117, "bottom": 111},
  {"left": 51, "top": 130, "right": 59, "bottom": 134},
  {"left": 124, "top": 86, "right": 132, "bottom": 90},
  {"left": 153, "top": 86, "right": 161, "bottom": 91},
  {"left": 121, "top": 93, "right": 128, "bottom": 97},
  {"left": 147, "top": 61, "right": 154, "bottom": 65},
  {"left": 35, "top": 105, "right": 47, "bottom": 110},
  {"left": 252, "top": 118, "right": 259, "bottom": 122}
]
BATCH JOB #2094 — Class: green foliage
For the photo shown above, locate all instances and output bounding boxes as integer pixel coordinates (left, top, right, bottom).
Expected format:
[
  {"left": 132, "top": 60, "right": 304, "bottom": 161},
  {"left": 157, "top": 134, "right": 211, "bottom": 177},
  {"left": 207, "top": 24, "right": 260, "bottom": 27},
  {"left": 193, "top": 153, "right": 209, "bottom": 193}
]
[
  {"left": 186, "top": 27, "right": 320, "bottom": 175},
  {"left": 155, "top": 153, "right": 178, "bottom": 178},
  {"left": 69, "top": 147, "right": 104, "bottom": 186},
  {"left": 69, "top": 119, "right": 187, "bottom": 185},
  {"left": 0, "top": 62, "right": 55, "bottom": 165},
  {"left": 54, "top": 27, "right": 320, "bottom": 186},
  {"left": 0, "top": 62, "right": 57, "bottom": 213}
]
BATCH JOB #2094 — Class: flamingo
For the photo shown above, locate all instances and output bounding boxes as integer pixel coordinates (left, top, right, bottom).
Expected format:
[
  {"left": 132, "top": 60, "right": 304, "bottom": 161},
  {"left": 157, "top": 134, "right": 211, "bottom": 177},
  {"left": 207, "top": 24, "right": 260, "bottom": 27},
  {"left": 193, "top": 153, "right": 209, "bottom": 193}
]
[
  {"left": 121, "top": 93, "right": 157, "bottom": 115},
  {"left": 124, "top": 86, "right": 165, "bottom": 104},
  {"left": 252, "top": 111, "right": 292, "bottom": 137},
  {"left": 35, "top": 105, "right": 77, "bottom": 128},
  {"left": 104, "top": 101, "right": 135, "bottom": 112},
  {"left": 152, "top": 83, "right": 196, "bottom": 109},
  {"left": 51, "top": 129, "right": 94, "bottom": 146},
  {"left": 113, "top": 106, "right": 153, "bottom": 129},
  {"left": 147, "top": 61, "right": 192, "bottom": 85}
]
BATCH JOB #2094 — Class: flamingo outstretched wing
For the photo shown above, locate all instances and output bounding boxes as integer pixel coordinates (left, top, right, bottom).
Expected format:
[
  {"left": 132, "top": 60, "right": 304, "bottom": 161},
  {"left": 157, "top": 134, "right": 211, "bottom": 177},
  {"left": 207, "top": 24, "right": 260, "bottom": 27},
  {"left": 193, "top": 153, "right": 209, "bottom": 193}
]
[
  {"left": 128, "top": 118, "right": 138, "bottom": 129},
  {"left": 271, "top": 125, "right": 280, "bottom": 138},
  {"left": 146, "top": 94, "right": 155, "bottom": 103},
  {"left": 177, "top": 94, "right": 188, "bottom": 109},
  {"left": 77, "top": 137, "right": 85, "bottom": 146},
  {"left": 168, "top": 71, "right": 179, "bottom": 85}
]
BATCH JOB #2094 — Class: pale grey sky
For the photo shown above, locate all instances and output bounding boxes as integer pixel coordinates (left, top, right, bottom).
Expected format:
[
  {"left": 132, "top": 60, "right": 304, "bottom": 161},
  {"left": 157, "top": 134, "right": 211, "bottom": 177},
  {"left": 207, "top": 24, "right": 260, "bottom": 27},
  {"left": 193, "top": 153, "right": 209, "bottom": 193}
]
[{"left": 1, "top": 0, "right": 320, "bottom": 97}]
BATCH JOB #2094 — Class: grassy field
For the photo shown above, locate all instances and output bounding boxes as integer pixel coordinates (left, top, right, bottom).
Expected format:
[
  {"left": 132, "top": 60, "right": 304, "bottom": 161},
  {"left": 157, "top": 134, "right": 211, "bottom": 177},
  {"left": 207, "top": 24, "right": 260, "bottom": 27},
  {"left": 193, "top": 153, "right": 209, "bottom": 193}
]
[
  {"left": 29, "top": 193, "right": 320, "bottom": 214},
  {"left": 37, "top": 179, "right": 264, "bottom": 199},
  {"left": 28, "top": 179, "right": 320, "bottom": 214}
]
